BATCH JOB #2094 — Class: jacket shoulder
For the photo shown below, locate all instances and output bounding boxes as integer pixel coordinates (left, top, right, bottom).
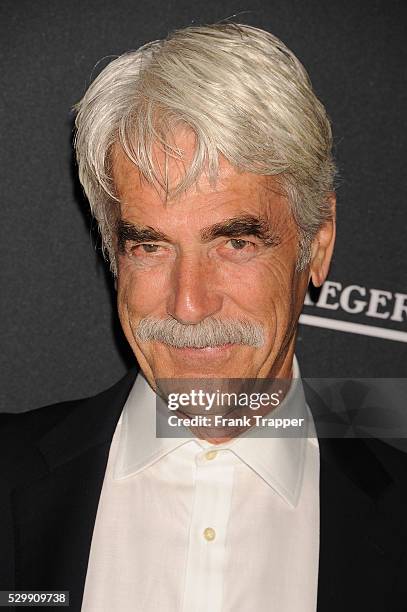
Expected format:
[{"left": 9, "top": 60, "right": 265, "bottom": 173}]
[
  {"left": 0, "top": 397, "right": 89, "bottom": 479},
  {"left": 0, "top": 369, "right": 137, "bottom": 473}
]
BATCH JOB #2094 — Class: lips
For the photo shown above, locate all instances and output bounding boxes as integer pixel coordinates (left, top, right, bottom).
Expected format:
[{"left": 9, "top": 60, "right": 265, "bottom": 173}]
[{"left": 168, "top": 343, "right": 235, "bottom": 356}]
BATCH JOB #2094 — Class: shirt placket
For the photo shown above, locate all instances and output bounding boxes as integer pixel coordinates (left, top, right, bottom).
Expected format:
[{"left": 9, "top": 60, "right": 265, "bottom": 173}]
[{"left": 181, "top": 448, "right": 235, "bottom": 612}]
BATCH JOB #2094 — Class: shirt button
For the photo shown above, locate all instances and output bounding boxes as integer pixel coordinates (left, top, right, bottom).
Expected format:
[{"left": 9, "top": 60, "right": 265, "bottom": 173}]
[
  {"left": 203, "top": 527, "right": 216, "bottom": 541},
  {"left": 205, "top": 450, "right": 218, "bottom": 461}
]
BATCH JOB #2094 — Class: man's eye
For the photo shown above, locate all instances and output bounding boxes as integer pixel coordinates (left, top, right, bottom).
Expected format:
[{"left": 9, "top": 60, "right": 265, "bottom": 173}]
[
  {"left": 227, "top": 238, "right": 252, "bottom": 250},
  {"left": 216, "top": 238, "right": 258, "bottom": 262},
  {"left": 140, "top": 243, "right": 160, "bottom": 253},
  {"left": 129, "top": 243, "right": 161, "bottom": 254}
]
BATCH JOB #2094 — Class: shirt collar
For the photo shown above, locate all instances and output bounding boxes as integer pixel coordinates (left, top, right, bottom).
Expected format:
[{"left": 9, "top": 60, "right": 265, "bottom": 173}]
[{"left": 113, "top": 355, "right": 313, "bottom": 507}]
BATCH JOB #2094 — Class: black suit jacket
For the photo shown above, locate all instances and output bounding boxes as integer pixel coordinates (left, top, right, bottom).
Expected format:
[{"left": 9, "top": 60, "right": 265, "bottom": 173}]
[{"left": 1, "top": 367, "right": 407, "bottom": 611}]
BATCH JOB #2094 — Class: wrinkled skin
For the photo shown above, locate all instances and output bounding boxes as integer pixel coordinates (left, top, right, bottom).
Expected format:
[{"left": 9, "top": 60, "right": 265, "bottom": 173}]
[{"left": 112, "top": 131, "right": 336, "bottom": 396}]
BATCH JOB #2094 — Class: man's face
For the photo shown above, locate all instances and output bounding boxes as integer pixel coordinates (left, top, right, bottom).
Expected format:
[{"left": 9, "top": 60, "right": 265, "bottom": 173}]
[{"left": 113, "top": 131, "right": 317, "bottom": 388}]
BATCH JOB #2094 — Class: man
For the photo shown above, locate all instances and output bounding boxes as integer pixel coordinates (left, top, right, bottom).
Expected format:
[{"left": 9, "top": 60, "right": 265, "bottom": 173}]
[{"left": 1, "top": 22, "right": 406, "bottom": 612}]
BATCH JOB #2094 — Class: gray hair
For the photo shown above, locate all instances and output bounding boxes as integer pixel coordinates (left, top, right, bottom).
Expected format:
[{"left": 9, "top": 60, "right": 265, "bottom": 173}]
[{"left": 74, "top": 22, "right": 336, "bottom": 275}]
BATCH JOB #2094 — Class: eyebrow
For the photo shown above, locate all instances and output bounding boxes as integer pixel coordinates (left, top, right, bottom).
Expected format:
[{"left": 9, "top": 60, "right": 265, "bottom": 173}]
[
  {"left": 117, "top": 214, "right": 280, "bottom": 252},
  {"left": 200, "top": 214, "right": 280, "bottom": 246},
  {"left": 117, "top": 221, "right": 170, "bottom": 253}
]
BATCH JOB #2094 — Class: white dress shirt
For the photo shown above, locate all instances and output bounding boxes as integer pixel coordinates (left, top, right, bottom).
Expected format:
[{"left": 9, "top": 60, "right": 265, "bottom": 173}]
[{"left": 81, "top": 356, "right": 320, "bottom": 612}]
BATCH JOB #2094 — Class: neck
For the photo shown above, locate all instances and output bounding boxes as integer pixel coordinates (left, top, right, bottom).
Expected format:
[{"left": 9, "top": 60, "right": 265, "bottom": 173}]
[{"left": 197, "top": 353, "right": 296, "bottom": 446}]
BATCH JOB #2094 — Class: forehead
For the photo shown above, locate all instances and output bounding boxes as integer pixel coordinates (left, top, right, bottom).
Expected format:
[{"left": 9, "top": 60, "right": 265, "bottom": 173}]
[{"left": 110, "top": 130, "right": 287, "bottom": 218}]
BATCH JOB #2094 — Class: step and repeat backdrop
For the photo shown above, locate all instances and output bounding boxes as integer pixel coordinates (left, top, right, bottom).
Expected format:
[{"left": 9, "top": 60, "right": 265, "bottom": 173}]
[{"left": 1, "top": 0, "right": 406, "bottom": 412}]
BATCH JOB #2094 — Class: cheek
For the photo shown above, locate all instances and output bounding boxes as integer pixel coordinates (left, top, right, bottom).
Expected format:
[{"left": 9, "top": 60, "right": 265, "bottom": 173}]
[
  {"left": 117, "top": 257, "right": 169, "bottom": 317},
  {"left": 219, "top": 254, "right": 296, "bottom": 316}
]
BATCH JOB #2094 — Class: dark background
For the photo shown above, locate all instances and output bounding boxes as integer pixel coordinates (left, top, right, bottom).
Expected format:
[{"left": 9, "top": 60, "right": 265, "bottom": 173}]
[{"left": 1, "top": 0, "right": 406, "bottom": 413}]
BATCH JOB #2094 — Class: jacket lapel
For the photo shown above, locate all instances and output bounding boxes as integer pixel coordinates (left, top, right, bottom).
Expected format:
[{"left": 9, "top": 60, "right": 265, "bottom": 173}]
[{"left": 12, "top": 367, "right": 138, "bottom": 611}]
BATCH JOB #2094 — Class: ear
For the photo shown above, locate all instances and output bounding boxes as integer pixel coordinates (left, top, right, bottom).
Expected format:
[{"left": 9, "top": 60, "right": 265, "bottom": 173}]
[{"left": 309, "top": 193, "right": 336, "bottom": 287}]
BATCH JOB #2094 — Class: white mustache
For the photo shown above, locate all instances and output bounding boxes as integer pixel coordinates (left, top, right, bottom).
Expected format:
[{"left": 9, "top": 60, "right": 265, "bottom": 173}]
[{"left": 134, "top": 316, "right": 265, "bottom": 349}]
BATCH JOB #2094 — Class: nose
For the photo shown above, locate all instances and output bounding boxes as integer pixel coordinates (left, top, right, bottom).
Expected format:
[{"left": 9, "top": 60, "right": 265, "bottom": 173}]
[{"left": 166, "top": 252, "right": 223, "bottom": 324}]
